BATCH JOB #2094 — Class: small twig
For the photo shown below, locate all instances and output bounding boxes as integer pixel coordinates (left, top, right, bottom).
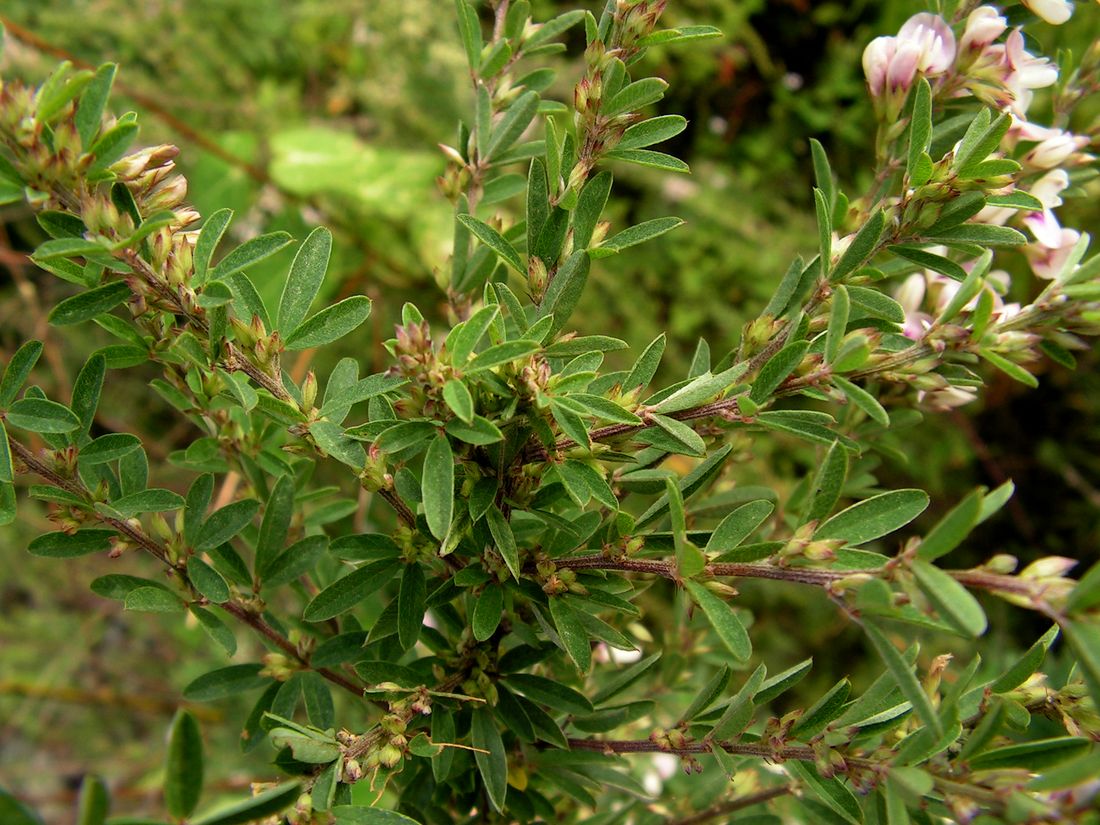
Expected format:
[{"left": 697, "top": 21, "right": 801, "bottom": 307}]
[{"left": 666, "top": 784, "right": 794, "bottom": 825}]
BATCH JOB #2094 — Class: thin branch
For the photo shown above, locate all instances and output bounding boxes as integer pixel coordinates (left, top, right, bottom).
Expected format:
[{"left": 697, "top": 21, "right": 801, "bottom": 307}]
[
  {"left": 8, "top": 435, "right": 364, "bottom": 697},
  {"left": 666, "top": 784, "right": 794, "bottom": 825}
]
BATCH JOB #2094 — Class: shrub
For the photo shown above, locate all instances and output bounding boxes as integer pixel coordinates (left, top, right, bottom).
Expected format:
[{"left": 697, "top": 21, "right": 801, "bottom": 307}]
[{"left": 1, "top": 1, "right": 1099, "bottom": 823}]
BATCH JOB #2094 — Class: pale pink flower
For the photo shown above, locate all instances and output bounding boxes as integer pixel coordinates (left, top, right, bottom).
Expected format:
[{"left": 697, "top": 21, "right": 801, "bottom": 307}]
[
  {"left": 960, "top": 6, "right": 1007, "bottom": 53},
  {"left": 897, "top": 13, "right": 957, "bottom": 75},
  {"left": 1002, "top": 28, "right": 1059, "bottom": 115},
  {"left": 1021, "top": 0, "right": 1074, "bottom": 25},
  {"left": 1025, "top": 227, "right": 1081, "bottom": 279},
  {"left": 863, "top": 13, "right": 956, "bottom": 103},
  {"left": 919, "top": 386, "right": 979, "bottom": 410},
  {"left": 1023, "top": 168, "right": 1070, "bottom": 247},
  {"left": 1018, "top": 125, "right": 1091, "bottom": 170}
]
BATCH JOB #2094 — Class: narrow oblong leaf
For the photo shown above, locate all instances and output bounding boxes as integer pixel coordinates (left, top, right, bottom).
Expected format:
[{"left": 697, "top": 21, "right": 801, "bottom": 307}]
[
  {"left": 303, "top": 560, "right": 399, "bottom": 621},
  {"left": 1, "top": 340, "right": 44, "bottom": 408},
  {"left": 6, "top": 398, "right": 81, "bottom": 433},
  {"left": 815, "top": 490, "right": 929, "bottom": 546},
  {"left": 456, "top": 214, "right": 524, "bottom": 273},
  {"left": 189, "top": 781, "right": 300, "bottom": 825},
  {"left": 284, "top": 296, "right": 372, "bottom": 351},
  {"left": 684, "top": 580, "right": 751, "bottom": 662},
  {"left": 183, "top": 664, "right": 269, "bottom": 702},
  {"left": 195, "top": 499, "right": 260, "bottom": 552},
  {"left": 911, "top": 561, "right": 987, "bottom": 637},
  {"left": 210, "top": 231, "right": 293, "bottom": 280},
  {"left": 831, "top": 210, "right": 885, "bottom": 282},
  {"left": 48, "top": 282, "right": 132, "bottom": 326},
  {"left": 422, "top": 435, "right": 455, "bottom": 541},
  {"left": 165, "top": 710, "right": 204, "bottom": 819},
  {"left": 864, "top": 622, "right": 942, "bottom": 737},
  {"left": 278, "top": 226, "right": 332, "bottom": 334},
  {"left": 591, "top": 217, "right": 683, "bottom": 258},
  {"left": 471, "top": 708, "right": 508, "bottom": 813}
]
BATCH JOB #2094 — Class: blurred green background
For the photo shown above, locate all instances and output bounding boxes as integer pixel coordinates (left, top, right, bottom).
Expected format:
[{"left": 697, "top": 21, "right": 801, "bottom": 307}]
[{"left": 1, "top": 0, "right": 1098, "bottom": 820}]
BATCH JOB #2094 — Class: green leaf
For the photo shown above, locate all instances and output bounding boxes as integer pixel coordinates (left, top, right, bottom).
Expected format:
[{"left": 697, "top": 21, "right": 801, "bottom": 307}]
[
  {"left": 277, "top": 227, "right": 332, "bottom": 334},
  {"left": 684, "top": 580, "right": 751, "bottom": 662},
  {"left": 954, "top": 110, "right": 1011, "bottom": 177},
  {"left": 524, "top": 9, "right": 585, "bottom": 49},
  {"left": 572, "top": 171, "right": 613, "bottom": 249},
  {"left": 969, "top": 737, "right": 1090, "bottom": 772},
  {"left": 549, "top": 596, "right": 591, "bottom": 673},
  {"left": 48, "top": 282, "right": 131, "bottom": 327},
  {"left": 825, "top": 285, "right": 849, "bottom": 365},
  {"left": 75, "top": 774, "right": 108, "bottom": 825},
  {"left": 255, "top": 474, "right": 295, "bottom": 578},
  {"left": 187, "top": 556, "right": 231, "bottom": 604},
  {"left": 890, "top": 246, "right": 967, "bottom": 282},
  {"left": 448, "top": 305, "right": 500, "bottom": 366},
  {"left": 454, "top": 0, "right": 482, "bottom": 68},
  {"left": 472, "top": 583, "right": 504, "bottom": 641},
  {"left": 1, "top": 340, "right": 44, "bottom": 407},
  {"left": 471, "top": 708, "right": 507, "bottom": 813},
  {"left": 165, "top": 710, "right": 204, "bottom": 819},
  {"left": 833, "top": 376, "right": 889, "bottom": 427},
  {"left": 71, "top": 353, "right": 106, "bottom": 437},
  {"left": 756, "top": 658, "right": 813, "bottom": 705},
  {"left": 618, "top": 115, "right": 687, "bottom": 150},
  {"left": 75, "top": 62, "right": 117, "bottom": 149},
  {"left": 706, "top": 500, "right": 773, "bottom": 552},
  {"left": 487, "top": 91, "right": 540, "bottom": 159},
  {"left": 636, "top": 24, "right": 723, "bottom": 45},
  {"left": 831, "top": 210, "right": 884, "bottom": 282},
  {"left": 303, "top": 560, "right": 399, "bottom": 621},
  {"left": 603, "top": 77, "right": 668, "bottom": 118},
  {"left": 6, "top": 398, "right": 81, "bottom": 433},
  {"left": 929, "top": 224, "right": 1026, "bottom": 247},
  {"left": 0, "top": 421, "right": 11, "bottom": 483},
  {"left": 398, "top": 563, "right": 426, "bottom": 651},
  {"left": 910, "top": 561, "right": 987, "bottom": 637},
  {"left": 590, "top": 217, "right": 683, "bottom": 258},
  {"left": 978, "top": 349, "right": 1039, "bottom": 388},
  {"left": 446, "top": 415, "right": 504, "bottom": 445},
  {"left": 210, "top": 231, "right": 293, "bottom": 280},
  {"left": 456, "top": 214, "right": 524, "bottom": 273},
  {"left": 311, "top": 421, "right": 367, "bottom": 468},
  {"left": 650, "top": 413, "right": 705, "bottom": 456},
  {"left": 750, "top": 340, "right": 809, "bottom": 403},
  {"left": 815, "top": 490, "right": 929, "bottom": 546},
  {"left": 864, "top": 622, "right": 942, "bottom": 737},
  {"left": 422, "top": 435, "right": 455, "bottom": 541},
  {"left": 806, "top": 441, "right": 848, "bottom": 524},
  {"left": 79, "top": 432, "right": 141, "bottom": 465},
  {"left": 284, "top": 296, "right": 372, "bottom": 351},
  {"left": 331, "top": 805, "right": 424, "bottom": 824},
  {"left": 193, "top": 209, "right": 233, "bottom": 285},
  {"left": 906, "top": 78, "right": 933, "bottom": 186},
  {"left": 505, "top": 673, "right": 593, "bottom": 715},
  {"left": 650, "top": 364, "right": 747, "bottom": 414},
  {"left": 786, "top": 761, "right": 862, "bottom": 825},
  {"left": 543, "top": 334, "right": 627, "bottom": 359},
  {"left": 0, "top": 789, "right": 42, "bottom": 825},
  {"left": 537, "top": 250, "right": 590, "bottom": 335},
  {"left": 183, "top": 664, "right": 268, "bottom": 702},
  {"left": 31, "top": 237, "right": 104, "bottom": 261},
  {"left": 791, "top": 677, "right": 852, "bottom": 740},
  {"left": 486, "top": 506, "right": 520, "bottom": 580},
  {"left": 467, "top": 340, "right": 540, "bottom": 373},
  {"left": 124, "top": 587, "right": 185, "bottom": 613},
  {"left": 846, "top": 286, "right": 905, "bottom": 324},
  {"left": 28, "top": 528, "right": 113, "bottom": 558},
  {"left": 192, "top": 606, "right": 237, "bottom": 656},
  {"left": 87, "top": 121, "right": 138, "bottom": 173},
  {"left": 442, "top": 379, "right": 475, "bottom": 423},
  {"left": 190, "top": 782, "right": 300, "bottom": 825},
  {"left": 916, "top": 488, "right": 983, "bottom": 562},
  {"left": 1064, "top": 621, "right": 1100, "bottom": 707},
  {"left": 566, "top": 393, "right": 640, "bottom": 424},
  {"left": 195, "top": 499, "right": 259, "bottom": 552}
]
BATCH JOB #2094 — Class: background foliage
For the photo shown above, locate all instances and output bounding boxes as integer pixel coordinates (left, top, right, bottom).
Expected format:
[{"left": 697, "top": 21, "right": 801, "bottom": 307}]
[{"left": 0, "top": 0, "right": 1098, "bottom": 822}]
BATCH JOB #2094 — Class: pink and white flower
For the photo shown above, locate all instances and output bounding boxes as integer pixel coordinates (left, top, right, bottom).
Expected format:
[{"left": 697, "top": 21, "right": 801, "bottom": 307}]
[
  {"left": 863, "top": 13, "right": 956, "bottom": 110},
  {"left": 1022, "top": 168, "right": 1070, "bottom": 247},
  {"left": 960, "top": 6, "right": 1007, "bottom": 54},
  {"left": 1021, "top": 0, "right": 1074, "bottom": 25},
  {"left": 1002, "top": 28, "right": 1059, "bottom": 116},
  {"left": 1025, "top": 227, "right": 1082, "bottom": 279}
]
